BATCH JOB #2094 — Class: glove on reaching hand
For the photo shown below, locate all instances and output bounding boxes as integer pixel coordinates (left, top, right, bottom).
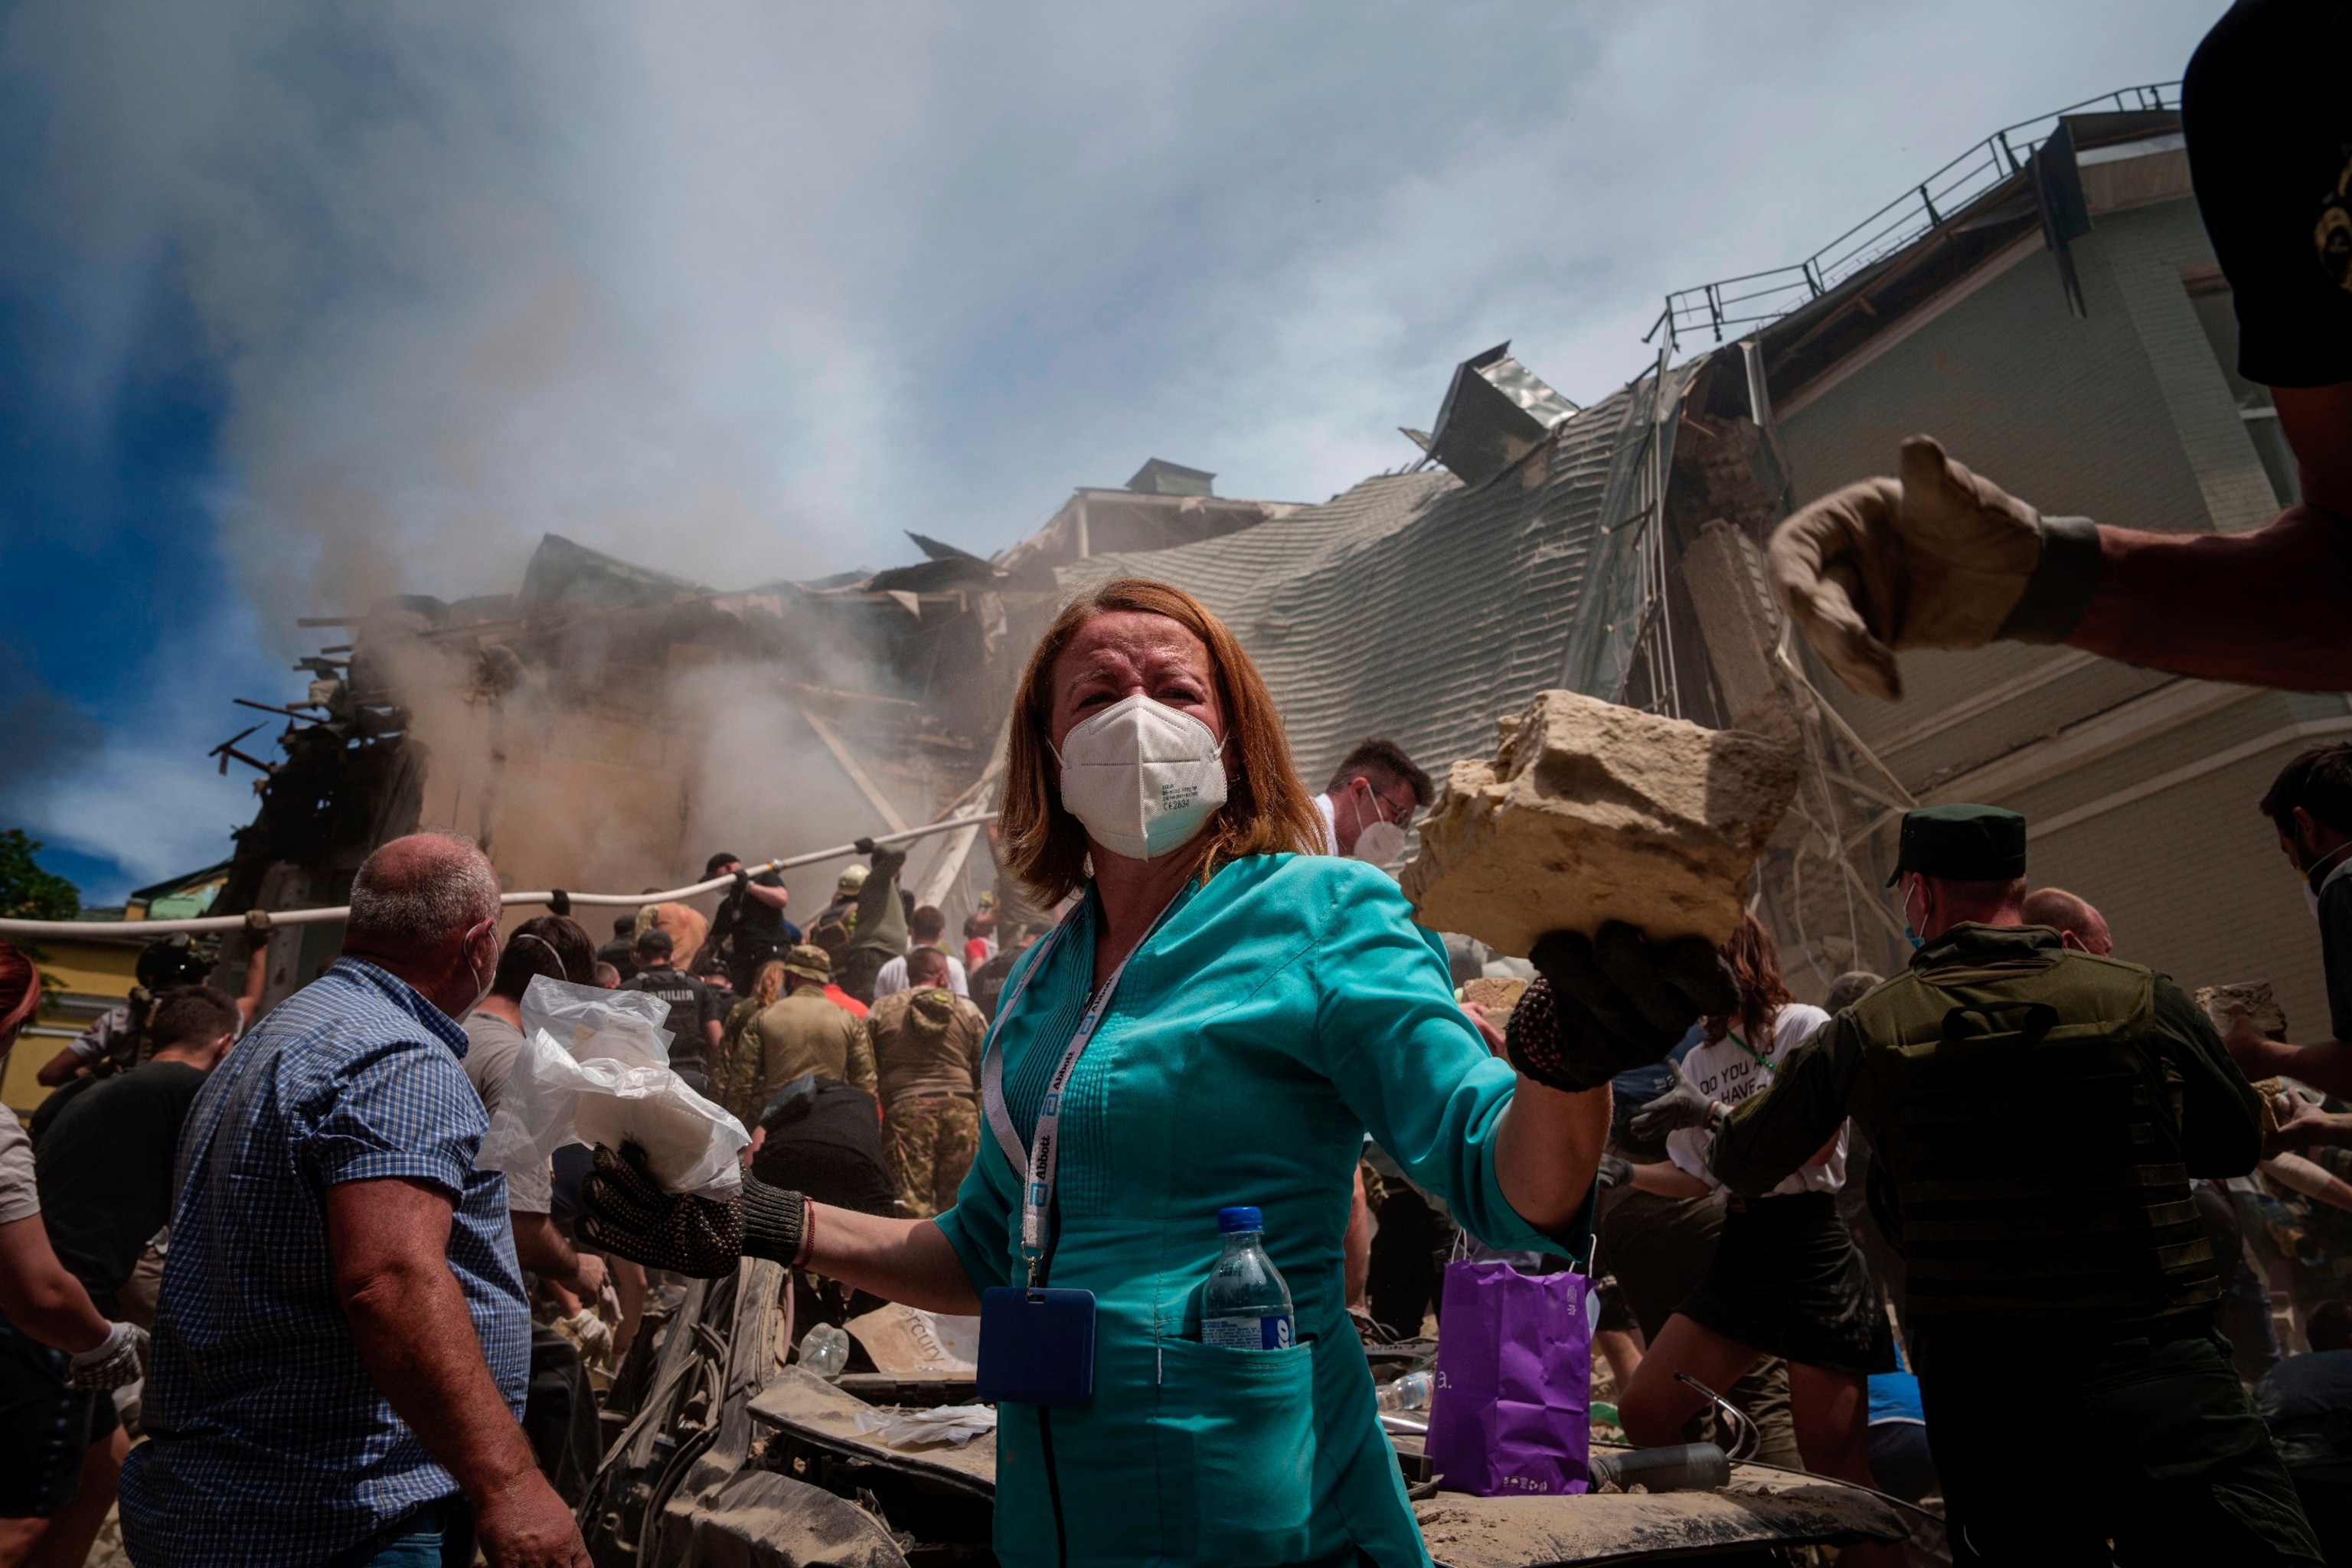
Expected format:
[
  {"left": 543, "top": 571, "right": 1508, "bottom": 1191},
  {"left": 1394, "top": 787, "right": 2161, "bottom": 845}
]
[
  {"left": 579, "top": 1142, "right": 812, "bottom": 1277},
  {"left": 1505, "top": 923, "right": 1738, "bottom": 1093},
  {"left": 1766, "top": 435, "right": 2102, "bottom": 701},
  {"left": 67, "top": 1321, "right": 148, "bottom": 1392},
  {"left": 579, "top": 1142, "right": 748, "bottom": 1278},
  {"left": 1593, "top": 1154, "right": 1632, "bottom": 1194},
  {"left": 1627, "top": 1062, "right": 1722, "bottom": 1145}
]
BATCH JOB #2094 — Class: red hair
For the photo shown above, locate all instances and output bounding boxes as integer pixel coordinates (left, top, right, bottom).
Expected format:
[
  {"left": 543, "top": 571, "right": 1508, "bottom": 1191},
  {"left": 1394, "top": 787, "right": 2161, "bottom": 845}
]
[
  {"left": 1702, "top": 913, "right": 1794, "bottom": 1057},
  {"left": 999, "top": 578, "right": 1325, "bottom": 905},
  {"left": 0, "top": 941, "right": 41, "bottom": 1041}
]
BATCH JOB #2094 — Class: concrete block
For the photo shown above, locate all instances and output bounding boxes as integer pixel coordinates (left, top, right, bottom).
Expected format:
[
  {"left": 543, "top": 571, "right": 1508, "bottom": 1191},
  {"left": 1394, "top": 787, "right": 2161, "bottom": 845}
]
[
  {"left": 1401, "top": 690, "right": 1798, "bottom": 956},
  {"left": 1459, "top": 976, "right": 1528, "bottom": 1033},
  {"left": 2196, "top": 981, "right": 2285, "bottom": 1038}
]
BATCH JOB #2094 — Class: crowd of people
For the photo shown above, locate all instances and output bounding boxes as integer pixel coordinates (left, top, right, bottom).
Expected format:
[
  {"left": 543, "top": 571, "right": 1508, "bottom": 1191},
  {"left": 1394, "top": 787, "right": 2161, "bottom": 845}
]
[{"left": 7, "top": 681, "right": 2352, "bottom": 1566}]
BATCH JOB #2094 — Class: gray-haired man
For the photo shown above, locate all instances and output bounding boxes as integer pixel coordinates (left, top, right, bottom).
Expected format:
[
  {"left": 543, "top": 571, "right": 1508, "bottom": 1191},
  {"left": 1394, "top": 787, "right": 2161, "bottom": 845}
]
[{"left": 122, "top": 833, "right": 585, "bottom": 1568}]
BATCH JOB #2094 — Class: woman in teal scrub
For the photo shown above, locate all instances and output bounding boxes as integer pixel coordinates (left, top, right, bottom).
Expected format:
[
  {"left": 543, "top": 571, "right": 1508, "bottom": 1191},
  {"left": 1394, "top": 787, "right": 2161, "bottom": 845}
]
[{"left": 585, "top": 577, "right": 1612, "bottom": 1566}]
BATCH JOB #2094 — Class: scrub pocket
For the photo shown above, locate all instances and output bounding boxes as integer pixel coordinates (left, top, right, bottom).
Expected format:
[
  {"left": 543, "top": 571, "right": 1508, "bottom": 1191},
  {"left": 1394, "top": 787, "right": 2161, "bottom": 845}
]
[{"left": 1155, "top": 1336, "right": 1318, "bottom": 1566}]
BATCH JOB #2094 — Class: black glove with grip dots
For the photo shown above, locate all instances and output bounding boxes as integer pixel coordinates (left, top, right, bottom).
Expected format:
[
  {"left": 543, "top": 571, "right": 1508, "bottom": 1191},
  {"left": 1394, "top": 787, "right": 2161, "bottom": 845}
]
[
  {"left": 1507, "top": 923, "right": 1738, "bottom": 1093},
  {"left": 579, "top": 1142, "right": 747, "bottom": 1279}
]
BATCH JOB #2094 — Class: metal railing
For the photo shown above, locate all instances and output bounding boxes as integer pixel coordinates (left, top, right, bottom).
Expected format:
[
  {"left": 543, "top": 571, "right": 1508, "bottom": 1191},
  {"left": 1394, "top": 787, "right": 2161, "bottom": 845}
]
[{"left": 1647, "top": 82, "right": 2180, "bottom": 354}]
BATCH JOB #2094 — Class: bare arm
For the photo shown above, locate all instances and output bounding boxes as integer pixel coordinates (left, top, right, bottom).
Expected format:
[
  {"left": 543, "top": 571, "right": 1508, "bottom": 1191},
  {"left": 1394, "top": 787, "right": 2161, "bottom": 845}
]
[
  {"left": 237, "top": 937, "right": 269, "bottom": 1027},
  {"left": 327, "top": 1178, "right": 586, "bottom": 1568},
  {"left": 1494, "top": 1080, "right": 1611, "bottom": 1233},
  {"left": 2225, "top": 1012, "right": 2352, "bottom": 1099},
  {"left": 1628, "top": 1161, "right": 1712, "bottom": 1199},
  {"left": 0, "top": 1215, "right": 110, "bottom": 1352},
  {"left": 2269, "top": 1105, "right": 2352, "bottom": 1155},
  {"left": 34, "top": 1046, "right": 88, "bottom": 1088},
  {"left": 744, "top": 881, "right": 790, "bottom": 911},
  {"left": 509, "top": 1210, "right": 604, "bottom": 1299},
  {"left": 799, "top": 1208, "right": 981, "bottom": 1315},
  {"left": 2262, "top": 1153, "right": 2352, "bottom": 1214},
  {"left": 2066, "top": 381, "right": 2352, "bottom": 688},
  {"left": 2067, "top": 507, "right": 2352, "bottom": 688}
]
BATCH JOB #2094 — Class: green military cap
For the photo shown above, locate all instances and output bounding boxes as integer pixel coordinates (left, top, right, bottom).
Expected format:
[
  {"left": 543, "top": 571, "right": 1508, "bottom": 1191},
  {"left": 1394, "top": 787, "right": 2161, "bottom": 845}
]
[
  {"left": 1886, "top": 803, "right": 2027, "bottom": 884},
  {"left": 781, "top": 944, "right": 833, "bottom": 985}
]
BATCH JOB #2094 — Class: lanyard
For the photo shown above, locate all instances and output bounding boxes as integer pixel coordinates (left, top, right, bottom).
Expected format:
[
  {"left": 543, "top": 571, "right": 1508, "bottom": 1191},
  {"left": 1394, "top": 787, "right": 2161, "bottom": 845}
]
[
  {"left": 1722, "top": 1029, "right": 1772, "bottom": 1074},
  {"left": 978, "top": 895, "right": 1169, "bottom": 1286}
]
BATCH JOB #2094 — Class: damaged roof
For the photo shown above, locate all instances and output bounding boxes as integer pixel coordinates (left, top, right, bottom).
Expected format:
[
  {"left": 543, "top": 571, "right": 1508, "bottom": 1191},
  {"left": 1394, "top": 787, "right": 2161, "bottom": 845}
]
[{"left": 1057, "top": 377, "right": 1667, "bottom": 783}]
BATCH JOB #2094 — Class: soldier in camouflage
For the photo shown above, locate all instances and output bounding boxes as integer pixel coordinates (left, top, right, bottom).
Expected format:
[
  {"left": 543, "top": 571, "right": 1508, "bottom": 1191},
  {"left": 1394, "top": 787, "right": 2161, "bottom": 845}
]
[
  {"left": 1710, "top": 804, "right": 2318, "bottom": 1564},
  {"left": 865, "top": 946, "right": 985, "bottom": 1217}
]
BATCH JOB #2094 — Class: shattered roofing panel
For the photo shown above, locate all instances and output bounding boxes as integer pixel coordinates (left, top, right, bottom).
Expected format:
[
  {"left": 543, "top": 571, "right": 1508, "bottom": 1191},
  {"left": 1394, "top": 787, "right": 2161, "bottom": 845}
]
[
  {"left": 1058, "top": 382, "right": 1646, "bottom": 783},
  {"left": 516, "top": 534, "right": 712, "bottom": 610}
]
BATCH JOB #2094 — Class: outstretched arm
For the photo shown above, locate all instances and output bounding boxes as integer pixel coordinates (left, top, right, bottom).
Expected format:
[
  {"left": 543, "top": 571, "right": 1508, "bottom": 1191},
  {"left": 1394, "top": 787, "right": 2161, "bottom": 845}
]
[
  {"left": 2069, "top": 384, "right": 2352, "bottom": 687},
  {"left": 1707, "top": 1025, "right": 1862, "bottom": 1197},
  {"left": 1772, "top": 384, "right": 2352, "bottom": 701}
]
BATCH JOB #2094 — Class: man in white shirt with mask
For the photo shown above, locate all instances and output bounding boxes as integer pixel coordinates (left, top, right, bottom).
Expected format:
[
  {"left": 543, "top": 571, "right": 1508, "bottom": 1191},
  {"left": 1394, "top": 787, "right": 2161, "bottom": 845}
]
[
  {"left": 1309, "top": 738, "right": 1439, "bottom": 1324},
  {"left": 1313, "top": 738, "right": 1432, "bottom": 868}
]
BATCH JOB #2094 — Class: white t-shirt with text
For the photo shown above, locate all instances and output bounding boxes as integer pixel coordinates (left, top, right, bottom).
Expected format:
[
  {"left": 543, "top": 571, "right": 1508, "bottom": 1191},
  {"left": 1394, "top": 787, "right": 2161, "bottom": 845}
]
[{"left": 1666, "top": 1001, "right": 1841, "bottom": 1199}]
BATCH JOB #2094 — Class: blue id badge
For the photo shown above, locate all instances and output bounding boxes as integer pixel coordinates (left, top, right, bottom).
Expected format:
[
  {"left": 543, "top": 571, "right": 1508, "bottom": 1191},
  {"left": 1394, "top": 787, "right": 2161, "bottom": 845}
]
[{"left": 976, "top": 1285, "right": 1096, "bottom": 1406}]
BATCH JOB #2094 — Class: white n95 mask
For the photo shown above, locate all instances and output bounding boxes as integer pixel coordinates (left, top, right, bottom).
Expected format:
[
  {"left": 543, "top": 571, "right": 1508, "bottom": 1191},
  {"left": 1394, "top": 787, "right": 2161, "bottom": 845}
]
[
  {"left": 1342, "top": 785, "right": 1408, "bottom": 868},
  {"left": 1052, "top": 694, "right": 1228, "bottom": 860},
  {"left": 1351, "top": 819, "right": 1407, "bottom": 868}
]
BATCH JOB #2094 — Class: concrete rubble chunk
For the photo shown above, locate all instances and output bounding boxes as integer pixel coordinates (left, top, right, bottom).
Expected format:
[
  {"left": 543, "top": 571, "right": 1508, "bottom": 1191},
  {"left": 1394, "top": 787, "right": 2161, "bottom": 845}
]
[
  {"left": 2197, "top": 981, "right": 2285, "bottom": 1038},
  {"left": 1400, "top": 690, "right": 1799, "bottom": 957}
]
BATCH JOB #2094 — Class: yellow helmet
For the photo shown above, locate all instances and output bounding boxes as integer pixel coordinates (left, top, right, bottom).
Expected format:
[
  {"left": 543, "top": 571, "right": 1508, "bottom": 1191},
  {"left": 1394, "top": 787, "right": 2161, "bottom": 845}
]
[{"left": 836, "top": 863, "right": 870, "bottom": 897}]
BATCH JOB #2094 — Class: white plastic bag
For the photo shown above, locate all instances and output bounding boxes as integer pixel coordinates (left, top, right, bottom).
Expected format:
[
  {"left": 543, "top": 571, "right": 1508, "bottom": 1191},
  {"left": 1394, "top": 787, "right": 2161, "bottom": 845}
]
[
  {"left": 475, "top": 975, "right": 748, "bottom": 1199},
  {"left": 849, "top": 1405, "right": 996, "bottom": 1449}
]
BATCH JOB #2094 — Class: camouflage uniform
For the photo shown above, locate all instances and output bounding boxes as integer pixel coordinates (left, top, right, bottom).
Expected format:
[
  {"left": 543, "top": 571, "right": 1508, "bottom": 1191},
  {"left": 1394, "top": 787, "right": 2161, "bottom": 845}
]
[
  {"left": 868, "top": 985, "right": 988, "bottom": 1218},
  {"left": 884, "top": 1094, "right": 982, "bottom": 1218}
]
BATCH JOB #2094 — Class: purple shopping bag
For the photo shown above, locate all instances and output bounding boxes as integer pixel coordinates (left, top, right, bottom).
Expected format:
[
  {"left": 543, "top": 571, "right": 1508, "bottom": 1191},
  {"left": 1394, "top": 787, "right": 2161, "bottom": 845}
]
[{"left": 1423, "top": 1259, "right": 1591, "bottom": 1496}]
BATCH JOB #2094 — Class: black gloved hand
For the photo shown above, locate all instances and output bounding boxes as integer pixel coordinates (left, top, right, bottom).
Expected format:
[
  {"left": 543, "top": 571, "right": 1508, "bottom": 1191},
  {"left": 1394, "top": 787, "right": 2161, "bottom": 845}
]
[
  {"left": 1627, "top": 1061, "right": 1722, "bottom": 1144},
  {"left": 578, "top": 1142, "right": 747, "bottom": 1278},
  {"left": 853, "top": 837, "right": 877, "bottom": 855},
  {"left": 732, "top": 870, "right": 750, "bottom": 893},
  {"left": 1594, "top": 1153, "right": 1632, "bottom": 1193},
  {"left": 1506, "top": 923, "right": 1737, "bottom": 1093},
  {"left": 549, "top": 888, "right": 570, "bottom": 916}
]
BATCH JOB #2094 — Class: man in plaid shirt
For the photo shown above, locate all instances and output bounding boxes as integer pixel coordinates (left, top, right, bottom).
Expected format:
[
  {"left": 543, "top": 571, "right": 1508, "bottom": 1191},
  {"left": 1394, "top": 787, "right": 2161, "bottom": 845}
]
[{"left": 119, "top": 834, "right": 585, "bottom": 1567}]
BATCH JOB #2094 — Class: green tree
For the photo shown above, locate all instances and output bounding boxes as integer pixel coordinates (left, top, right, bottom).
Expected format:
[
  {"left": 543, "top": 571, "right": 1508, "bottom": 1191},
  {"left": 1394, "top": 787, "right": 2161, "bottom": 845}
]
[
  {"left": 0, "top": 829, "right": 80, "bottom": 998},
  {"left": 0, "top": 828, "right": 79, "bottom": 921}
]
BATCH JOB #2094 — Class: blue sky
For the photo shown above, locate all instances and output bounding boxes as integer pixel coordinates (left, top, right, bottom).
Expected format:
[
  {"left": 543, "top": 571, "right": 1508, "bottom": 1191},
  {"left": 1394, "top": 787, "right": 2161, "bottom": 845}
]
[{"left": 0, "top": 1, "right": 2220, "bottom": 901}]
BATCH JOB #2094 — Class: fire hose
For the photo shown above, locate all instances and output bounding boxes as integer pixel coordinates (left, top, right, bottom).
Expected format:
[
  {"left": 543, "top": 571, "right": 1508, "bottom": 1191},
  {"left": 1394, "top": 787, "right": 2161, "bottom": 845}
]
[{"left": 0, "top": 812, "right": 998, "bottom": 940}]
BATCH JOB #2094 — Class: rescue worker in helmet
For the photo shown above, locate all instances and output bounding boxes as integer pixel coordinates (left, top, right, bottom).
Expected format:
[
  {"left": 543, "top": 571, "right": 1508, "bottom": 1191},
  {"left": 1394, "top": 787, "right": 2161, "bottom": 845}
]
[{"left": 1707, "top": 804, "right": 2316, "bottom": 1563}]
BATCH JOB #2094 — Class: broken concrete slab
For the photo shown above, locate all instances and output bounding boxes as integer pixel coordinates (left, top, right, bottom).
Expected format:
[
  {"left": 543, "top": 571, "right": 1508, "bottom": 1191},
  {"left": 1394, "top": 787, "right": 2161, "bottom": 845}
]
[
  {"left": 1400, "top": 690, "right": 1798, "bottom": 957},
  {"left": 2197, "top": 981, "right": 2286, "bottom": 1040}
]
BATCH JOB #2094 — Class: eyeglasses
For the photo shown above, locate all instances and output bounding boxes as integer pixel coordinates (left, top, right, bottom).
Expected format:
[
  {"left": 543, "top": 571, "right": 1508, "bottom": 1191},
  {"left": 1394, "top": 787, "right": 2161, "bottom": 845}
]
[{"left": 1360, "top": 780, "right": 1416, "bottom": 828}]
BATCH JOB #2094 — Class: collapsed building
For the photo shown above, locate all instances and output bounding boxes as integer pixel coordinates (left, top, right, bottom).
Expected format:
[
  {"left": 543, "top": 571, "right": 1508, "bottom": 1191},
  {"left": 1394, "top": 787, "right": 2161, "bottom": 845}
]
[
  {"left": 201, "top": 80, "right": 2305, "bottom": 1029},
  {"left": 1655, "top": 82, "right": 2338, "bottom": 1030}
]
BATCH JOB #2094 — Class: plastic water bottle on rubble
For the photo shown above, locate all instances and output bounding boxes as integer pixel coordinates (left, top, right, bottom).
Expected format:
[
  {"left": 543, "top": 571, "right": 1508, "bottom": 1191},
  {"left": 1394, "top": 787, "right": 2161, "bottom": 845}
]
[
  {"left": 800, "top": 1322, "right": 851, "bottom": 1377},
  {"left": 1201, "top": 1207, "right": 1295, "bottom": 1350},
  {"left": 1377, "top": 1370, "right": 1432, "bottom": 1412}
]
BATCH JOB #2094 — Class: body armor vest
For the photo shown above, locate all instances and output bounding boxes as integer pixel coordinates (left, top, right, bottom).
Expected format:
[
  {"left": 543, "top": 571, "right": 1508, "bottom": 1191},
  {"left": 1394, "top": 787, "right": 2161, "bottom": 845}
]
[{"left": 1846, "top": 943, "right": 2216, "bottom": 1326}]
